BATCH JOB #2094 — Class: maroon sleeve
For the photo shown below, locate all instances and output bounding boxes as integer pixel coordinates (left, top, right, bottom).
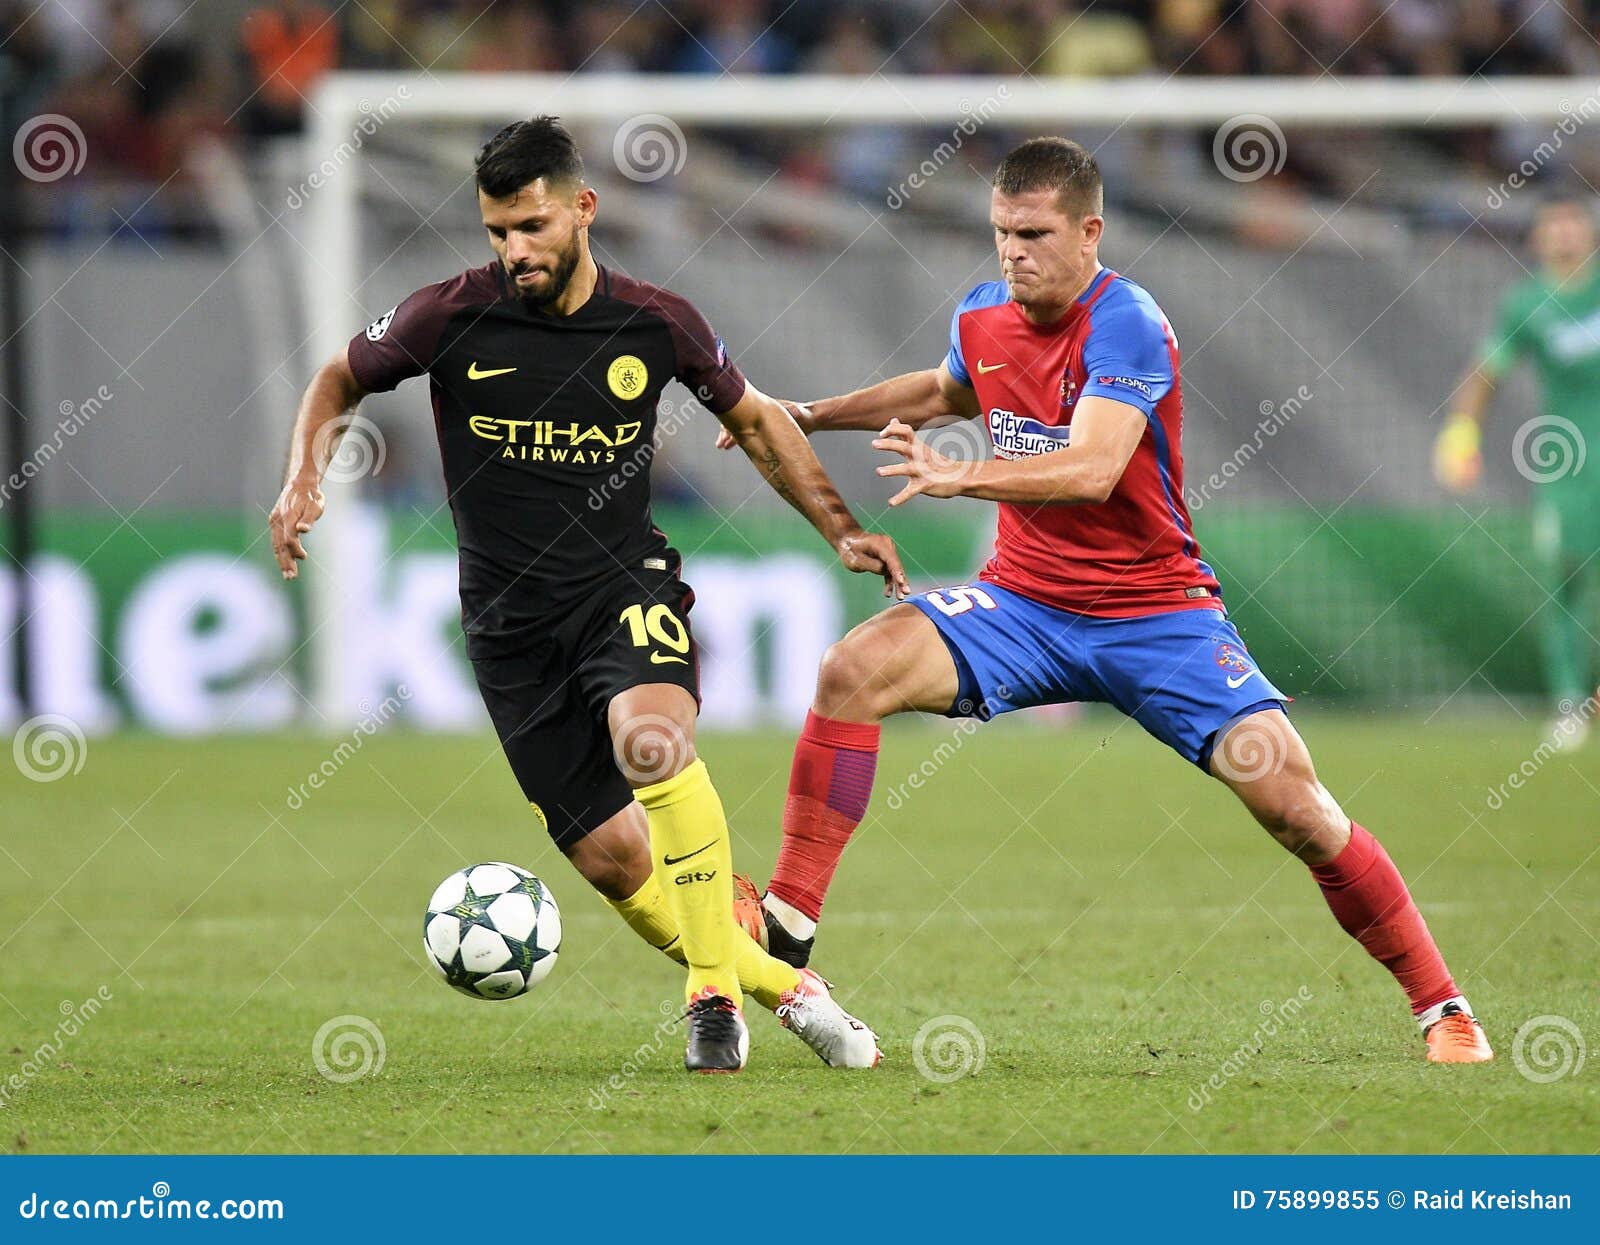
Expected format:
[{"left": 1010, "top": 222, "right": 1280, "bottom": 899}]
[
  {"left": 346, "top": 266, "right": 499, "bottom": 393},
  {"left": 668, "top": 297, "right": 746, "bottom": 414},
  {"left": 610, "top": 276, "right": 747, "bottom": 415}
]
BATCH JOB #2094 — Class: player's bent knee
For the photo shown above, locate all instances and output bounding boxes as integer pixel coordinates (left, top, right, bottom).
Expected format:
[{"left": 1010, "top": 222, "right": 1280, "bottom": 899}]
[
  {"left": 607, "top": 686, "right": 699, "bottom": 788},
  {"left": 612, "top": 719, "right": 698, "bottom": 788},
  {"left": 814, "top": 636, "right": 892, "bottom": 719}
]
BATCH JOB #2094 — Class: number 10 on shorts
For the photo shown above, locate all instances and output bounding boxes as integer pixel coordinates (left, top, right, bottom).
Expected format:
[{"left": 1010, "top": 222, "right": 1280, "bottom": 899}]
[{"left": 620, "top": 603, "right": 690, "bottom": 665}]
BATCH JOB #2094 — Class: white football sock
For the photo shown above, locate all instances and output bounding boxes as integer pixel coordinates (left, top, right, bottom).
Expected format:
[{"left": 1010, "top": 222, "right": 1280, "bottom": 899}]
[
  {"left": 762, "top": 891, "right": 816, "bottom": 941},
  {"left": 1416, "top": 995, "right": 1471, "bottom": 1032}
]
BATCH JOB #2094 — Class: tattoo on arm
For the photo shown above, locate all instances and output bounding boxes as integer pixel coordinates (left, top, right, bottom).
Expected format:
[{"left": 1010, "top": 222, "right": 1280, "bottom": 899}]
[{"left": 758, "top": 447, "right": 797, "bottom": 506}]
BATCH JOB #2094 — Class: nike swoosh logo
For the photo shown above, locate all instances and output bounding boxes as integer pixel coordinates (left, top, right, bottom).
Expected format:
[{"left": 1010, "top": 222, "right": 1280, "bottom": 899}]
[
  {"left": 650, "top": 653, "right": 688, "bottom": 665},
  {"left": 975, "top": 359, "right": 1007, "bottom": 374},
  {"left": 663, "top": 840, "right": 715, "bottom": 866},
  {"left": 1226, "top": 670, "right": 1258, "bottom": 689},
  {"left": 467, "top": 362, "right": 517, "bottom": 380}
]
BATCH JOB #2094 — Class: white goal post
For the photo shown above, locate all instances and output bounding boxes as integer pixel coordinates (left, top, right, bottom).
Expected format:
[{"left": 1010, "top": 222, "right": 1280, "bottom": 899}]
[{"left": 299, "top": 72, "right": 1588, "bottom": 725}]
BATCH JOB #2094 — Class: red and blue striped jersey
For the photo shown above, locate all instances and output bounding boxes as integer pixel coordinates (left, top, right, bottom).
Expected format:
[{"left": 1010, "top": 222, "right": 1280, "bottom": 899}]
[{"left": 944, "top": 268, "right": 1222, "bottom": 618}]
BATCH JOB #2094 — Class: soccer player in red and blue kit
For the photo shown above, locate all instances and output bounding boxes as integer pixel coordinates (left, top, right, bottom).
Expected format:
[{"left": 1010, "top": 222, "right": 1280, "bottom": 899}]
[{"left": 725, "top": 136, "right": 1492, "bottom": 1063}]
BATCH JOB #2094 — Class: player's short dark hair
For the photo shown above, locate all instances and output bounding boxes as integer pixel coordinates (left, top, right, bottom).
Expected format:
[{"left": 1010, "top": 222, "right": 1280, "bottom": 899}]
[
  {"left": 475, "top": 116, "right": 585, "bottom": 198},
  {"left": 994, "top": 137, "right": 1103, "bottom": 218}
]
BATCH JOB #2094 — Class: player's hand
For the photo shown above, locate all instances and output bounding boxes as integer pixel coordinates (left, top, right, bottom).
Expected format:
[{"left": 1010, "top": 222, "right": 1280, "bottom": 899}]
[
  {"left": 269, "top": 477, "right": 325, "bottom": 580},
  {"left": 873, "top": 418, "right": 968, "bottom": 505},
  {"left": 716, "top": 400, "right": 814, "bottom": 450},
  {"left": 1433, "top": 412, "right": 1482, "bottom": 492},
  {"left": 836, "top": 528, "right": 910, "bottom": 599}
]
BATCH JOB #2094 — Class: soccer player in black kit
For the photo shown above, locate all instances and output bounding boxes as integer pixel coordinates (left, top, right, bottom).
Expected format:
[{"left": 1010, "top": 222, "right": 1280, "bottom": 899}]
[{"left": 269, "top": 118, "right": 903, "bottom": 1072}]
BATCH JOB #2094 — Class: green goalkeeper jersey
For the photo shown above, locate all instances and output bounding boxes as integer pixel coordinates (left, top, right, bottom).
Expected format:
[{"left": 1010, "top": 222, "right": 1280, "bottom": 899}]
[{"left": 1481, "top": 265, "right": 1600, "bottom": 547}]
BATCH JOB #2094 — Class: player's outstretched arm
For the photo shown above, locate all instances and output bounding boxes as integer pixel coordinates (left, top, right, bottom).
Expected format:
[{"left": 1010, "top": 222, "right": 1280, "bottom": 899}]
[
  {"left": 269, "top": 346, "right": 370, "bottom": 580},
  {"left": 717, "top": 383, "right": 910, "bottom": 598},
  {"left": 1433, "top": 362, "right": 1496, "bottom": 492},
  {"left": 714, "top": 363, "right": 978, "bottom": 449},
  {"left": 874, "top": 394, "right": 1146, "bottom": 507}
]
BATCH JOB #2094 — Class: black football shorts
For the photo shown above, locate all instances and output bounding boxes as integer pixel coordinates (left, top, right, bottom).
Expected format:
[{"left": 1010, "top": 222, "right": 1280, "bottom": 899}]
[{"left": 470, "top": 568, "right": 701, "bottom": 850}]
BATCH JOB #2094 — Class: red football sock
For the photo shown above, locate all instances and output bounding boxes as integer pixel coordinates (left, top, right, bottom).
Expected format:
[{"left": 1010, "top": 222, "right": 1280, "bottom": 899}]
[
  {"left": 1310, "top": 822, "right": 1458, "bottom": 1014},
  {"left": 767, "top": 710, "right": 880, "bottom": 922}
]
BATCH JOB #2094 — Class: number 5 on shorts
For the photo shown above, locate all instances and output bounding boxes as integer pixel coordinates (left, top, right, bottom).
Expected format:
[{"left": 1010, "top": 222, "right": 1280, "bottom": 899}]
[
  {"left": 924, "top": 586, "right": 998, "bottom": 617},
  {"left": 619, "top": 603, "right": 690, "bottom": 665}
]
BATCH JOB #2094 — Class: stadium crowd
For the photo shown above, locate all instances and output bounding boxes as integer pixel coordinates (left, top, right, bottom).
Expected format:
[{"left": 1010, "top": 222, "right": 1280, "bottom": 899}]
[{"left": 1, "top": 0, "right": 1596, "bottom": 233}]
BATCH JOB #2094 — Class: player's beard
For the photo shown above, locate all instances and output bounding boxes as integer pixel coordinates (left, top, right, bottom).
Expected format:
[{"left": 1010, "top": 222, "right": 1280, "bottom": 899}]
[{"left": 510, "top": 233, "right": 582, "bottom": 310}]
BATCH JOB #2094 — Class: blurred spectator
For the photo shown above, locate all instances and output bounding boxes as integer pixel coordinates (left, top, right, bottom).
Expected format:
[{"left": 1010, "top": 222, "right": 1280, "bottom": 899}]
[
  {"left": 569, "top": 2, "right": 662, "bottom": 73},
  {"left": 342, "top": 0, "right": 409, "bottom": 70},
  {"left": 464, "top": 2, "right": 565, "bottom": 73},
  {"left": 0, "top": 0, "right": 60, "bottom": 116},
  {"left": 1385, "top": 1, "right": 1460, "bottom": 75},
  {"left": 240, "top": 0, "right": 338, "bottom": 137},
  {"left": 22, "top": 0, "right": 222, "bottom": 239},
  {"left": 38, "top": 0, "right": 188, "bottom": 77},
  {"left": 1037, "top": 3, "right": 1155, "bottom": 77},
  {"left": 672, "top": 0, "right": 796, "bottom": 74}
]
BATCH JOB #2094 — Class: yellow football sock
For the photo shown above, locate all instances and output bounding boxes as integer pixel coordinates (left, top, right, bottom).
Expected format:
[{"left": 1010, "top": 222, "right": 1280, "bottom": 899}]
[
  {"left": 634, "top": 758, "right": 742, "bottom": 1006},
  {"left": 607, "top": 873, "right": 800, "bottom": 1011},
  {"left": 736, "top": 941, "right": 801, "bottom": 1012},
  {"left": 606, "top": 873, "right": 686, "bottom": 964}
]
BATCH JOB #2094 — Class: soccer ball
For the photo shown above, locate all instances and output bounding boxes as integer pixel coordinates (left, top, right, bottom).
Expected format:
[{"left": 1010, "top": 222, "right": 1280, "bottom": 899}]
[{"left": 423, "top": 862, "right": 561, "bottom": 1000}]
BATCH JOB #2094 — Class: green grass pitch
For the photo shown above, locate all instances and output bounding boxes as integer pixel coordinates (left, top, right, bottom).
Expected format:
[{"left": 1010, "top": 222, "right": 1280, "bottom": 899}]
[{"left": 3, "top": 714, "right": 1596, "bottom": 1154}]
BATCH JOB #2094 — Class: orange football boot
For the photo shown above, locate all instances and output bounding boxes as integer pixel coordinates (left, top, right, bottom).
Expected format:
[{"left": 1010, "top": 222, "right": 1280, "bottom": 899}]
[
  {"left": 732, "top": 872, "right": 767, "bottom": 948},
  {"left": 1425, "top": 1006, "right": 1494, "bottom": 1063}
]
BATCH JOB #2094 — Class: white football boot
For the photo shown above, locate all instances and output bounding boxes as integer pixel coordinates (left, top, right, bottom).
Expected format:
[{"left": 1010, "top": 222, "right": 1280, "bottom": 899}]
[{"left": 776, "top": 968, "right": 882, "bottom": 1068}]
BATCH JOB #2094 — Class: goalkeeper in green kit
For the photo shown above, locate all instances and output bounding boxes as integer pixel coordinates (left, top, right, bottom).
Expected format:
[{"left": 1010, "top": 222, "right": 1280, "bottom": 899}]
[{"left": 1437, "top": 194, "right": 1600, "bottom": 746}]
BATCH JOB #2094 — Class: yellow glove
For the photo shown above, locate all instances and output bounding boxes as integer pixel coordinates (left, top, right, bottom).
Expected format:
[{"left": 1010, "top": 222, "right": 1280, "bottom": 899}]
[{"left": 1433, "top": 412, "right": 1482, "bottom": 492}]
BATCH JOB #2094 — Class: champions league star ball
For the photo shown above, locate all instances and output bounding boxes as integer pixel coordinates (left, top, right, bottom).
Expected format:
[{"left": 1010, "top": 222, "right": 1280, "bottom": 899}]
[{"left": 423, "top": 863, "right": 561, "bottom": 1000}]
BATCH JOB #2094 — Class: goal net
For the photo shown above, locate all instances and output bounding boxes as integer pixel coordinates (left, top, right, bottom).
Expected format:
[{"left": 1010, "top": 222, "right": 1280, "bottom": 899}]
[{"left": 288, "top": 73, "right": 1590, "bottom": 725}]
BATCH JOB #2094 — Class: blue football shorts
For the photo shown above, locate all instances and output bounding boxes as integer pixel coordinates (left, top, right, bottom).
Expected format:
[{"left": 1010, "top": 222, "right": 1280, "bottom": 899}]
[{"left": 907, "top": 582, "right": 1288, "bottom": 770}]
